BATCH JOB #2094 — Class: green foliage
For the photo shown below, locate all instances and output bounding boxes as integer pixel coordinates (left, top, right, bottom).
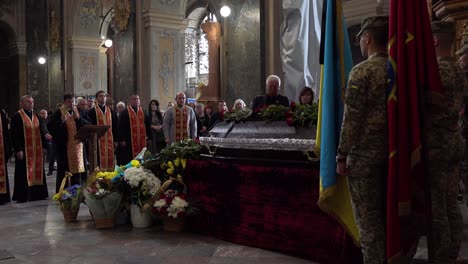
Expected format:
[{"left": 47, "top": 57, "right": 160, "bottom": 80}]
[
  {"left": 143, "top": 139, "right": 201, "bottom": 181},
  {"left": 293, "top": 103, "right": 318, "bottom": 126},
  {"left": 259, "top": 105, "right": 290, "bottom": 121},
  {"left": 224, "top": 108, "right": 253, "bottom": 122}
]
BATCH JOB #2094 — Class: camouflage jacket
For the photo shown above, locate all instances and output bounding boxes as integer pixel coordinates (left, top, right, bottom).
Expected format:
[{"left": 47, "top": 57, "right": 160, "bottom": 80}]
[
  {"left": 424, "top": 57, "right": 468, "bottom": 138},
  {"left": 338, "top": 52, "right": 388, "bottom": 159}
]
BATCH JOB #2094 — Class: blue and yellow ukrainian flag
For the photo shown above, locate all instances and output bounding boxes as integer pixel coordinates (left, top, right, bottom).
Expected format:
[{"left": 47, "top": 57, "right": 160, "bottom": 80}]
[{"left": 315, "top": 0, "right": 360, "bottom": 245}]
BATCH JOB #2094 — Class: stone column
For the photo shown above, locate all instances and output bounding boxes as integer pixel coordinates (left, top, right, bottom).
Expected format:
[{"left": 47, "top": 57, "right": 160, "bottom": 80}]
[
  {"left": 99, "top": 46, "right": 109, "bottom": 96},
  {"left": 264, "top": 0, "right": 282, "bottom": 85},
  {"left": 17, "top": 41, "right": 27, "bottom": 99},
  {"left": 67, "top": 35, "right": 104, "bottom": 97},
  {"left": 200, "top": 21, "right": 221, "bottom": 104},
  {"left": 141, "top": 9, "right": 188, "bottom": 107}
]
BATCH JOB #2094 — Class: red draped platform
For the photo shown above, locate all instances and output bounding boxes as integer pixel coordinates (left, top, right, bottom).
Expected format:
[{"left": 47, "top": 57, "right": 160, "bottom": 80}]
[{"left": 185, "top": 158, "right": 362, "bottom": 264}]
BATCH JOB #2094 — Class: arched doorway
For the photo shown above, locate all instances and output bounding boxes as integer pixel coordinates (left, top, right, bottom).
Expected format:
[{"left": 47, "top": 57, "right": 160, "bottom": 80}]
[{"left": 0, "top": 20, "right": 19, "bottom": 117}]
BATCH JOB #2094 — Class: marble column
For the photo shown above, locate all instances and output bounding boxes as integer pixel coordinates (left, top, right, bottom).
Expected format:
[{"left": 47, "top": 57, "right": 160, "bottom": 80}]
[
  {"left": 141, "top": 9, "right": 188, "bottom": 107},
  {"left": 200, "top": 21, "right": 221, "bottom": 103},
  {"left": 67, "top": 35, "right": 104, "bottom": 97}
]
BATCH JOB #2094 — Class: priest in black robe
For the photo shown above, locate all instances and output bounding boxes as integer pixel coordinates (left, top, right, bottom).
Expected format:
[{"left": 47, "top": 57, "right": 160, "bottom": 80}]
[
  {"left": 48, "top": 94, "right": 90, "bottom": 193},
  {"left": 11, "top": 95, "right": 49, "bottom": 203},
  {"left": 0, "top": 108, "right": 12, "bottom": 205}
]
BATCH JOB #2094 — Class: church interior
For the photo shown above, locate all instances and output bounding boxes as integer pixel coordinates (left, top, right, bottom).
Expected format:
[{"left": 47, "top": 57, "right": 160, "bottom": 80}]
[{"left": 1, "top": 0, "right": 468, "bottom": 263}]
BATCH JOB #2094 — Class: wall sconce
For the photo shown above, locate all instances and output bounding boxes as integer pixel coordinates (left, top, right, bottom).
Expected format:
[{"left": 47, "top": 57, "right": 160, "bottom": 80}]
[
  {"left": 220, "top": 5, "right": 231, "bottom": 17},
  {"left": 37, "top": 56, "right": 47, "bottom": 64},
  {"left": 103, "top": 38, "right": 113, "bottom": 48}
]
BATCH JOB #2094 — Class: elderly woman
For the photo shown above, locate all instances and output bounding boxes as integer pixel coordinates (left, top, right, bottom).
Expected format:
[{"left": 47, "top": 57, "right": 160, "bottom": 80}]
[
  {"left": 298, "top": 86, "right": 314, "bottom": 105},
  {"left": 232, "top": 99, "right": 247, "bottom": 111}
]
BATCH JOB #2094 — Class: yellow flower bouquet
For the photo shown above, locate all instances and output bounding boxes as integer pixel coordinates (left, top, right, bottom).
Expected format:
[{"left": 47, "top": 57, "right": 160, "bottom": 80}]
[{"left": 84, "top": 168, "right": 123, "bottom": 228}]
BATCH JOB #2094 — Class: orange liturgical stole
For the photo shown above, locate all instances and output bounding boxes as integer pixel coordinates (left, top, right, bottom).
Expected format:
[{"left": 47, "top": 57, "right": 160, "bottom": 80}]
[
  {"left": 95, "top": 104, "right": 114, "bottom": 170},
  {"left": 61, "top": 107, "right": 85, "bottom": 174},
  {"left": 128, "top": 106, "right": 146, "bottom": 158},
  {"left": 0, "top": 113, "right": 6, "bottom": 194},
  {"left": 18, "top": 109, "right": 44, "bottom": 186},
  {"left": 175, "top": 106, "right": 189, "bottom": 142}
]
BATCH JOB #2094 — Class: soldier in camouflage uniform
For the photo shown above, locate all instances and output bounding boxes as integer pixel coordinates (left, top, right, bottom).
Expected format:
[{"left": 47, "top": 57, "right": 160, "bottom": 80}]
[
  {"left": 426, "top": 21, "right": 468, "bottom": 264},
  {"left": 336, "top": 15, "right": 389, "bottom": 264}
]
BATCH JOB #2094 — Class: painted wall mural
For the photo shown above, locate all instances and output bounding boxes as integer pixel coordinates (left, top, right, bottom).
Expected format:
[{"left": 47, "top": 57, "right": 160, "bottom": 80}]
[
  {"left": 74, "top": 51, "right": 99, "bottom": 95},
  {"left": 79, "top": 0, "right": 100, "bottom": 28},
  {"left": 158, "top": 32, "right": 175, "bottom": 103}
]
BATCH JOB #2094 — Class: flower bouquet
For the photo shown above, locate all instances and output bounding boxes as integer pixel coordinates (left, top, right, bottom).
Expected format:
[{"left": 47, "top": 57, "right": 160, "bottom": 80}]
[
  {"left": 84, "top": 169, "right": 122, "bottom": 228},
  {"left": 153, "top": 189, "right": 189, "bottom": 219},
  {"left": 123, "top": 162, "right": 161, "bottom": 227},
  {"left": 53, "top": 172, "right": 84, "bottom": 222},
  {"left": 147, "top": 177, "right": 199, "bottom": 232},
  {"left": 144, "top": 139, "right": 201, "bottom": 183}
]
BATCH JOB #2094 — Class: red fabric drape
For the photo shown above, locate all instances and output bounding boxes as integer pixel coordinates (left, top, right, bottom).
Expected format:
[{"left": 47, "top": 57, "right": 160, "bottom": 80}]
[{"left": 185, "top": 159, "right": 362, "bottom": 264}]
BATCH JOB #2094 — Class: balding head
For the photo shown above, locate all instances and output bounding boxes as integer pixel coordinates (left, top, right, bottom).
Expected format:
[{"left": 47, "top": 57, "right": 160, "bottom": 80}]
[
  {"left": 175, "top": 92, "right": 186, "bottom": 107},
  {"left": 20, "top": 95, "right": 34, "bottom": 111}
]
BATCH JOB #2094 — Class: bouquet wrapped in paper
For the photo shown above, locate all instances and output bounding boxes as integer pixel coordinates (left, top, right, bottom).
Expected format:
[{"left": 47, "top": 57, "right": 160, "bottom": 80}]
[{"left": 84, "top": 170, "right": 123, "bottom": 228}]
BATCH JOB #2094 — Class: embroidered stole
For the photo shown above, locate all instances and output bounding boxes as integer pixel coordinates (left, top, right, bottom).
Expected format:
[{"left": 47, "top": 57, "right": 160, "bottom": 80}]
[
  {"left": 95, "top": 104, "right": 114, "bottom": 170},
  {"left": 128, "top": 106, "right": 146, "bottom": 158},
  {"left": 0, "top": 113, "right": 6, "bottom": 193},
  {"left": 174, "top": 106, "right": 189, "bottom": 142},
  {"left": 61, "top": 106, "right": 85, "bottom": 173},
  {"left": 18, "top": 109, "right": 44, "bottom": 186}
]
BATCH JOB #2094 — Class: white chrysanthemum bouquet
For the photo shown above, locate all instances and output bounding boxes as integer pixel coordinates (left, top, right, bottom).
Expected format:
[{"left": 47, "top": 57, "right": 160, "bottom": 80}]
[{"left": 123, "top": 166, "right": 161, "bottom": 208}]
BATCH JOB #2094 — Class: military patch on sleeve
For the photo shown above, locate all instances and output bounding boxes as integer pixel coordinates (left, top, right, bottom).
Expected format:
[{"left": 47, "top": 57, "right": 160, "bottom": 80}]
[{"left": 350, "top": 82, "right": 359, "bottom": 89}]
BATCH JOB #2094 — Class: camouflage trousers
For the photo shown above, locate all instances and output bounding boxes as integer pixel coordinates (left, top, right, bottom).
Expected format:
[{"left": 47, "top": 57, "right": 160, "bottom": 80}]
[
  {"left": 347, "top": 155, "right": 386, "bottom": 264},
  {"left": 427, "top": 155, "right": 463, "bottom": 264},
  {"left": 462, "top": 161, "right": 468, "bottom": 207}
]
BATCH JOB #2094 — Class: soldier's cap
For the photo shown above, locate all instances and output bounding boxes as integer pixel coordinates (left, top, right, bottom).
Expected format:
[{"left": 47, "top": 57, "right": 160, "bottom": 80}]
[
  {"left": 431, "top": 21, "right": 455, "bottom": 34},
  {"left": 356, "top": 15, "right": 389, "bottom": 39}
]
